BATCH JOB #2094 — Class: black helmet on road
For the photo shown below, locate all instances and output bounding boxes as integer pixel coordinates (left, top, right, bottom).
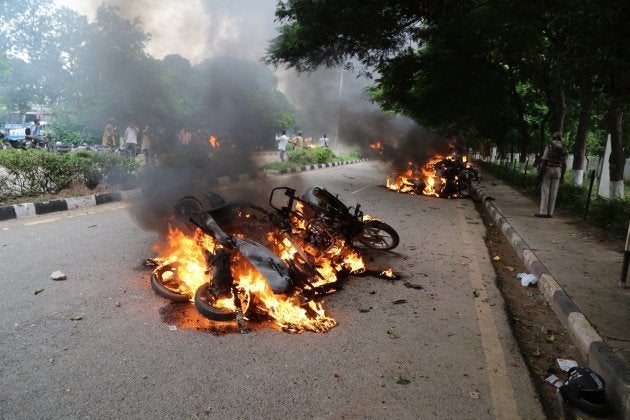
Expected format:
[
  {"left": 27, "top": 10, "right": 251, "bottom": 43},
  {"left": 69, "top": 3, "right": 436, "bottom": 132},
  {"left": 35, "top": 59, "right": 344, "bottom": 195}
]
[{"left": 559, "top": 367, "right": 609, "bottom": 416}]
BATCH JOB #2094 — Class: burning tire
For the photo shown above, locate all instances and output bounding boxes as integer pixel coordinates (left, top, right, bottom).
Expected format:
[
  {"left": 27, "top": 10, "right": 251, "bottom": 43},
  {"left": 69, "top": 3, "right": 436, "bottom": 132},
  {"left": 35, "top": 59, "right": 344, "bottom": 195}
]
[
  {"left": 151, "top": 263, "right": 192, "bottom": 302},
  {"left": 194, "top": 283, "right": 251, "bottom": 321},
  {"left": 174, "top": 196, "right": 203, "bottom": 220},
  {"left": 356, "top": 220, "right": 400, "bottom": 251}
]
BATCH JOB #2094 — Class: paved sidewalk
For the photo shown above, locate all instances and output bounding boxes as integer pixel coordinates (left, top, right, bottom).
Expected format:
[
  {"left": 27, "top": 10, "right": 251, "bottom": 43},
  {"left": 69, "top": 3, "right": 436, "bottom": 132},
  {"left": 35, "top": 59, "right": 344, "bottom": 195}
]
[{"left": 473, "top": 173, "right": 630, "bottom": 418}]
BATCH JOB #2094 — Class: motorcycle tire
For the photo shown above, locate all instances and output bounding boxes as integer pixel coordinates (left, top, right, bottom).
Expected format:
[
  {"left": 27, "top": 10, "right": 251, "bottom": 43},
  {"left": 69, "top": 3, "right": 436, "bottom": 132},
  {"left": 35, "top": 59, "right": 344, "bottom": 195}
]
[
  {"left": 356, "top": 220, "right": 400, "bottom": 251},
  {"left": 174, "top": 196, "right": 203, "bottom": 220},
  {"left": 194, "top": 283, "right": 237, "bottom": 321},
  {"left": 150, "top": 263, "right": 192, "bottom": 302}
]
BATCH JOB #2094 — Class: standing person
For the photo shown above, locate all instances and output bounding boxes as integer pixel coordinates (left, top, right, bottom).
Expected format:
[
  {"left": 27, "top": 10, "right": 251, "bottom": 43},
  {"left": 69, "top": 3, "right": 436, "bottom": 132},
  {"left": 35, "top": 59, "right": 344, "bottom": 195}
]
[
  {"left": 178, "top": 127, "right": 191, "bottom": 149},
  {"left": 123, "top": 121, "right": 139, "bottom": 157},
  {"left": 536, "top": 132, "right": 568, "bottom": 218},
  {"left": 275, "top": 130, "right": 290, "bottom": 162},
  {"left": 141, "top": 125, "right": 153, "bottom": 165},
  {"left": 291, "top": 131, "right": 304, "bottom": 150},
  {"left": 318, "top": 134, "right": 329, "bottom": 147},
  {"left": 31, "top": 118, "right": 41, "bottom": 138},
  {"left": 102, "top": 118, "right": 118, "bottom": 151}
]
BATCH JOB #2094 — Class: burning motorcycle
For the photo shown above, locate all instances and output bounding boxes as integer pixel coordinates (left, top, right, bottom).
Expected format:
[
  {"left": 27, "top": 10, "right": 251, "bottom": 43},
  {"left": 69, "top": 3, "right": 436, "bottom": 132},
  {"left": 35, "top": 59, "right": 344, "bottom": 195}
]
[
  {"left": 387, "top": 158, "right": 480, "bottom": 198},
  {"left": 150, "top": 186, "right": 399, "bottom": 331},
  {"left": 269, "top": 186, "right": 400, "bottom": 253},
  {"left": 152, "top": 199, "right": 339, "bottom": 332}
]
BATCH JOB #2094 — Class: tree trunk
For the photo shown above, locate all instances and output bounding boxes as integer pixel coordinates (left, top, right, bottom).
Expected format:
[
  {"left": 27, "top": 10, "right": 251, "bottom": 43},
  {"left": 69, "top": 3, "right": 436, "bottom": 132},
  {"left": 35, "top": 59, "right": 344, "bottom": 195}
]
[
  {"left": 552, "top": 86, "right": 567, "bottom": 134},
  {"left": 572, "top": 84, "right": 593, "bottom": 186},
  {"left": 607, "top": 97, "right": 625, "bottom": 198},
  {"left": 510, "top": 84, "right": 531, "bottom": 163},
  {"left": 539, "top": 108, "right": 551, "bottom": 155}
]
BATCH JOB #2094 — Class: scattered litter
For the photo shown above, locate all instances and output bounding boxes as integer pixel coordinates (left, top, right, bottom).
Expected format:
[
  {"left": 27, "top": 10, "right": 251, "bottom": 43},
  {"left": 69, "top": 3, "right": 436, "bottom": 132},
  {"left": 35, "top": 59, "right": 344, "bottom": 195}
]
[
  {"left": 393, "top": 375, "right": 410, "bottom": 385},
  {"left": 505, "top": 265, "right": 514, "bottom": 272},
  {"left": 557, "top": 359, "right": 578, "bottom": 372},
  {"left": 386, "top": 330, "right": 398, "bottom": 339},
  {"left": 546, "top": 334, "right": 556, "bottom": 343},
  {"left": 143, "top": 258, "right": 159, "bottom": 267},
  {"left": 114, "top": 301, "right": 121, "bottom": 307},
  {"left": 516, "top": 273, "right": 538, "bottom": 286},
  {"left": 358, "top": 307, "right": 371, "bottom": 313},
  {"left": 392, "top": 299, "right": 407, "bottom": 304},
  {"left": 470, "top": 390, "right": 480, "bottom": 399},
  {"left": 168, "top": 325, "right": 177, "bottom": 331},
  {"left": 473, "top": 289, "right": 480, "bottom": 298},
  {"left": 70, "top": 316, "right": 83, "bottom": 321},
  {"left": 492, "top": 256, "right": 501, "bottom": 261},
  {"left": 545, "top": 374, "right": 564, "bottom": 388},
  {"left": 362, "top": 268, "right": 401, "bottom": 280},
  {"left": 403, "top": 282, "right": 423, "bottom": 290},
  {"left": 51, "top": 271, "right": 67, "bottom": 281},
  {"left": 34, "top": 288, "right": 44, "bottom": 295}
]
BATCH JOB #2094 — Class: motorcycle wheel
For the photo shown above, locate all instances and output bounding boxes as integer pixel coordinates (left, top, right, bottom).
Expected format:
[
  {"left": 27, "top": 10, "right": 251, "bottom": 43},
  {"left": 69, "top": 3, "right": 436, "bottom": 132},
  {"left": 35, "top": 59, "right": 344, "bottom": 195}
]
[
  {"left": 356, "top": 220, "right": 400, "bottom": 251},
  {"left": 150, "top": 263, "right": 192, "bottom": 302},
  {"left": 194, "top": 283, "right": 251, "bottom": 321},
  {"left": 174, "top": 196, "right": 203, "bottom": 220}
]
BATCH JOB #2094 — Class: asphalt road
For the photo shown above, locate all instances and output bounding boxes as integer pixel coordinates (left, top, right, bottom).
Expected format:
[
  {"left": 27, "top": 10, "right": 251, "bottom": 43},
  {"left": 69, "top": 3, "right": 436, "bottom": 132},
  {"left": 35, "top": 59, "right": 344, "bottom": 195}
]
[{"left": 0, "top": 161, "right": 545, "bottom": 419}]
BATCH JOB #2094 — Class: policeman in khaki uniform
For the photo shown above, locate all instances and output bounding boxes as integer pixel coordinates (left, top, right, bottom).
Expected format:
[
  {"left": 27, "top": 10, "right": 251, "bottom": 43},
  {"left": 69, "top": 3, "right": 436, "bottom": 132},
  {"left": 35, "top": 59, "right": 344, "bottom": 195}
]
[{"left": 536, "top": 132, "right": 569, "bottom": 218}]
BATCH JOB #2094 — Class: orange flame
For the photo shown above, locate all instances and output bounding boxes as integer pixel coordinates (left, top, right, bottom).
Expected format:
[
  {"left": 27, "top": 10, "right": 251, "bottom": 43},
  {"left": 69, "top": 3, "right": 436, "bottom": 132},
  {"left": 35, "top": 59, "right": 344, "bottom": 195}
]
[
  {"left": 209, "top": 135, "right": 220, "bottom": 148},
  {"left": 152, "top": 223, "right": 353, "bottom": 332},
  {"left": 386, "top": 153, "right": 468, "bottom": 198}
]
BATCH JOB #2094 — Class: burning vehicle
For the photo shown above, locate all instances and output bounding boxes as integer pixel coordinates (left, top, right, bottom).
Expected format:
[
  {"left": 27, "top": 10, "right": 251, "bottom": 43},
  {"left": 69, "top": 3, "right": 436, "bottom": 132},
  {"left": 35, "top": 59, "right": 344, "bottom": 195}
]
[
  {"left": 386, "top": 149, "right": 480, "bottom": 198},
  {"left": 149, "top": 186, "right": 399, "bottom": 333}
]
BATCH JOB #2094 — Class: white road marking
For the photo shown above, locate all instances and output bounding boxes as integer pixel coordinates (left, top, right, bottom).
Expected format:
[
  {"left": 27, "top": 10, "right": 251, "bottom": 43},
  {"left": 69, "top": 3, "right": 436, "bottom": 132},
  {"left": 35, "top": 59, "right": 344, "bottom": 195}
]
[{"left": 350, "top": 185, "right": 370, "bottom": 195}]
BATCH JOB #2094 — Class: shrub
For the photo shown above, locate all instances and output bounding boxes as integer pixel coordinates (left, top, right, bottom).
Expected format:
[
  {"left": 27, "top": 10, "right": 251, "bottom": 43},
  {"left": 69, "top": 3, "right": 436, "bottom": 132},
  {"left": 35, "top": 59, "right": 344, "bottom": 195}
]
[
  {"left": 0, "top": 174, "right": 9, "bottom": 201},
  {"left": 0, "top": 149, "right": 139, "bottom": 198},
  {"left": 68, "top": 150, "right": 139, "bottom": 189},
  {"left": 287, "top": 147, "right": 337, "bottom": 165},
  {"left": 311, "top": 147, "right": 336, "bottom": 163},
  {"left": 556, "top": 183, "right": 588, "bottom": 217},
  {"left": 0, "top": 149, "right": 75, "bottom": 196},
  {"left": 588, "top": 198, "right": 630, "bottom": 238},
  {"left": 342, "top": 147, "right": 362, "bottom": 161}
]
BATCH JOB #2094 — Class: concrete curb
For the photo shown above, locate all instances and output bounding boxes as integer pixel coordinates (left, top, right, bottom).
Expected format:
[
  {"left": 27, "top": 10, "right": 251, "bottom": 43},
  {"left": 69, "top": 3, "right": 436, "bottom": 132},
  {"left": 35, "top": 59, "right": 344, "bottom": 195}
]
[
  {"left": 0, "top": 159, "right": 369, "bottom": 221},
  {"left": 472, "top": 183, "right": 630, "bottom": 418}
]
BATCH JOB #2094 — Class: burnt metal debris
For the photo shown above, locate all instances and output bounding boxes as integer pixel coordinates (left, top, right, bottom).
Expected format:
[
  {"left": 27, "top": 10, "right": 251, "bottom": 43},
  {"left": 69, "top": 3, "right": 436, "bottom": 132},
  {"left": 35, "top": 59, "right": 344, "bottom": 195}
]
[
  {"left": 387, "top": 152, "right": 480, "bottom": 198},
  {"left": 148, "top": 185, "right": 402, "bottom": 333}
]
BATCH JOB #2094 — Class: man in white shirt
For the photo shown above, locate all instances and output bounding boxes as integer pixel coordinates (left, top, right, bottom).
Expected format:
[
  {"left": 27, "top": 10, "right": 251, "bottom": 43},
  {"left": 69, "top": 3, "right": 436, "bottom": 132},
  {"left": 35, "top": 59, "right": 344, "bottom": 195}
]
[
  {"left": 275, "top": 130, "right": 290, "bottom": 162},
  {"left": 124, "top": 122, "right": 139, "bottom": 156},
  {"left": 318, "top": 134, "right": 329, "bottom": 147}
]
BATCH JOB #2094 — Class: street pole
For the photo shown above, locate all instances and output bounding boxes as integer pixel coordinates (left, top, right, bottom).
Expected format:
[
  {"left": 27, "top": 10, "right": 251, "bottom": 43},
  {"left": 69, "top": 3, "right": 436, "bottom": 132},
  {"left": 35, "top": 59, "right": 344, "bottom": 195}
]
[{"left": 334, "top": 69, "right": 344, "bottom": 154}]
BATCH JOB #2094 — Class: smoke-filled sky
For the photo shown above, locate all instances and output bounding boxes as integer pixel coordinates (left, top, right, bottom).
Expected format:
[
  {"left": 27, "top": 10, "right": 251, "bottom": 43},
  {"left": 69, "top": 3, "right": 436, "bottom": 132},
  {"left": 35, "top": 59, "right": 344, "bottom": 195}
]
[
  {"left": 55, "top": 0, "right": 278, "bottom": 64},
  {"left": 53, "top": 0, "right": 432, "bottom": 153},
  {"left": 52, "top": 0, "right": 453, "bottom": 230}
]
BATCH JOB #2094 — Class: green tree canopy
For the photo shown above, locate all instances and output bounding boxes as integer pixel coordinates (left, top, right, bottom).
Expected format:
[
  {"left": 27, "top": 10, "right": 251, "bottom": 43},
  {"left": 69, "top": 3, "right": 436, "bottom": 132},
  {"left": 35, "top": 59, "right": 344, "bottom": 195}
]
[{"left": 266, "top": 0, "right": 630, "bottom": 191}]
